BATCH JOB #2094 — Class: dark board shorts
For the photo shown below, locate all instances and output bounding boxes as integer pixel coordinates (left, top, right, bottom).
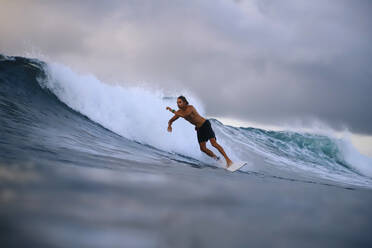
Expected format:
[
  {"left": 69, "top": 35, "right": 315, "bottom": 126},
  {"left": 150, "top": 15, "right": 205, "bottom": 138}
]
[{"left": 197, "top": 120, "right": 216, "bottom": 143}]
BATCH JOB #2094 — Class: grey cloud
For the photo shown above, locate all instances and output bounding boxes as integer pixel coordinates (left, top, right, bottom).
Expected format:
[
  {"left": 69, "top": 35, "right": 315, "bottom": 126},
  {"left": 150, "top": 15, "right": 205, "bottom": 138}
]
[{"left": 1, "top": 0, "right": 371, "bottom": 134}]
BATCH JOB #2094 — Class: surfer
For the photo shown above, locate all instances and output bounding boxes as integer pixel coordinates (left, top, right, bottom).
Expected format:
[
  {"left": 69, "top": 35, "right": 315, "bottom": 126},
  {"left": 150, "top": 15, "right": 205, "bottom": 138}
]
[{"left": 166, "top": 96, "right": 233, "bottom": 168}]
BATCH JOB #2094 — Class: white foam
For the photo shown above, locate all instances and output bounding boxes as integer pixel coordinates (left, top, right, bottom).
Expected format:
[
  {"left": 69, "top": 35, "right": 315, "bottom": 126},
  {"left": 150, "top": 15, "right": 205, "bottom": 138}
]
[{"left": 41, "top": 62, "right": 207, "bottom": 161}]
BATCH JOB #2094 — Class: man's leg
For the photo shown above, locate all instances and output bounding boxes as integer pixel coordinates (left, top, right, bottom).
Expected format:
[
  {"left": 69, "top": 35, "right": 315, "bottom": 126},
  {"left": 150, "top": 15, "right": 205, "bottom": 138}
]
[
  {"left": 199, "top": 141, "right": 217, "bottom": 158},
  {"left": 209, "top": 138, "right": 233, "bottom": 166}
]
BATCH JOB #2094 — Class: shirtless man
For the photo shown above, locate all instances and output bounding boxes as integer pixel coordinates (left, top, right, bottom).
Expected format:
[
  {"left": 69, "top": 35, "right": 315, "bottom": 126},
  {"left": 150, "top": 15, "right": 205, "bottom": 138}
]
[{"left": 166, "top": 96, "right": 233, "bottom": 167}]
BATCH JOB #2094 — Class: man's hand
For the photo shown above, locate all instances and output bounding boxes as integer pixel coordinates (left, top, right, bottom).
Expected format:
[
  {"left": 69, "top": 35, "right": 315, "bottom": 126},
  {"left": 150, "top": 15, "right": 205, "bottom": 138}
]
[
  {"left": 167, "top": 125, "right": 172, "bottom": 132},
  {"left": 166, "top": 106, "right": 175, "bottom": 113}
]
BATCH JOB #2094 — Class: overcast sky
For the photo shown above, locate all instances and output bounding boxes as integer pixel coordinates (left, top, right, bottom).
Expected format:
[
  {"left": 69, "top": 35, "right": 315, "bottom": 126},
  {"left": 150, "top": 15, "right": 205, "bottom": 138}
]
[{"left": 1, "top": 0, "right": 371, "bottom": 135}]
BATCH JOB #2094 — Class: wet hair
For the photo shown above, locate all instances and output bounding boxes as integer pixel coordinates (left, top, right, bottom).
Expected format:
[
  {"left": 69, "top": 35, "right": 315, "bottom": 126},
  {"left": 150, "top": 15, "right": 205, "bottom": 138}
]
[{"left": 177, "top": 95, "right": 189, "bottom": 105}]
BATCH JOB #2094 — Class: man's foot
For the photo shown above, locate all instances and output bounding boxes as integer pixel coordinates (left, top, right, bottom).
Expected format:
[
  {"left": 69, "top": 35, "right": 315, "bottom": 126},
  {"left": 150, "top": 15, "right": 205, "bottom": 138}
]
[{"left": 226, "top": 160, "right": 233, "bottom": 168}]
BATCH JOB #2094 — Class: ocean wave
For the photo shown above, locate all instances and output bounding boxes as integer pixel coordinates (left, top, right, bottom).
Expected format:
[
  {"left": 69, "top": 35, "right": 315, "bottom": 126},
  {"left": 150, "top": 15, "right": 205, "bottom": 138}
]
[{"left": 1, "top": 54, "right": 371, "bottom": 188}]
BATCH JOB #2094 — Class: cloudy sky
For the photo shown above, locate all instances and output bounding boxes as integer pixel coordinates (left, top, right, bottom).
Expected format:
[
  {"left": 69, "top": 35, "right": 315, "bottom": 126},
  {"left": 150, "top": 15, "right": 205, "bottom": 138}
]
[{"left": 1, "top": 0, "right": 372, "bottom": 152}]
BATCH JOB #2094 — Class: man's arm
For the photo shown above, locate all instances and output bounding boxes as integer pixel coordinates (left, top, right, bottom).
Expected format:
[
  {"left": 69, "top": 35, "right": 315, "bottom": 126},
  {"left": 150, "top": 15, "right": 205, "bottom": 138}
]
[
  {"left": 166, "top": 106, "right": 186, "bottom": 117},
  {"left": 166, "top": 106, "right": 176, "bottom": 114},
  {"left": 167, "top": 115, "right": 179, "bottom": 132},
  {"left": 168, "top": 115, "right": 179, "bottom": 125}
]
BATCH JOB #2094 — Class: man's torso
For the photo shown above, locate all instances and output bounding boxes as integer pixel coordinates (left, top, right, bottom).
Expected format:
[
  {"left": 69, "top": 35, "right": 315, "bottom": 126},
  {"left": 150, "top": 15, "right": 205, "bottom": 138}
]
[{"left": 179, "top": 105, "right": 206, "bottom": 128}]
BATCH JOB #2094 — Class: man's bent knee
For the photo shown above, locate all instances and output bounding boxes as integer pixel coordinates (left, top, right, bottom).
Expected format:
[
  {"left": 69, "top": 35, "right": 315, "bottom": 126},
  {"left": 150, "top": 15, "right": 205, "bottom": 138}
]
[
  {"left": 199, "top": 143, "right": 207, "bottom": 152},
  {"left": 210, "top": 140, "right": 219, "bottom": 147}
]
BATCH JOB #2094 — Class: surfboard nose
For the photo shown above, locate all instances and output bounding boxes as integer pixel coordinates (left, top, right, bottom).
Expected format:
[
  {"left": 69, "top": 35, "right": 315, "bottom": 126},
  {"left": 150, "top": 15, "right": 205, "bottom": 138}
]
[{"left": 226, "top": 162, "right": 247, "bottom": 172}]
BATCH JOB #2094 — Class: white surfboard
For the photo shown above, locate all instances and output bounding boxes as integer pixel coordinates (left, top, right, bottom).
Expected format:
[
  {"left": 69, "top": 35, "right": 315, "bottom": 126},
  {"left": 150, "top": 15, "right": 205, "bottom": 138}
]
[{"left": 226, "top": 162, "right": 247, "bottom": 172}]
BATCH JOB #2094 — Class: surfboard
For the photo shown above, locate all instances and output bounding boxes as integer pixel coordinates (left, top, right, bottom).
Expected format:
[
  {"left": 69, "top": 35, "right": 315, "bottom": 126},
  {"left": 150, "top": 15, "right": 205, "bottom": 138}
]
[{"left": 226, "top": 162, "right": 247, "bottom": 172}]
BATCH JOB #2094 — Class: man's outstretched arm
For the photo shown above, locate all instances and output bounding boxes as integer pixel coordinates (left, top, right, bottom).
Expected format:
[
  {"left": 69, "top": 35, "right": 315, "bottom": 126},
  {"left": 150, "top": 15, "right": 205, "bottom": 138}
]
[
  {"left": 167, "top": 115, "right": 179, "bottom": 132},
  {"left": 166, "top": 106, "right": 187, "bottom": 118}
]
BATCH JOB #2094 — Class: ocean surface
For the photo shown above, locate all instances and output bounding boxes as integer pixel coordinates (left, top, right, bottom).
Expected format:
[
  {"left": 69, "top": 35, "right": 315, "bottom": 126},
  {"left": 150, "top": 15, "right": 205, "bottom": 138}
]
[{"left": 1, "top": 54, "right": 372, "bottom": 247}]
